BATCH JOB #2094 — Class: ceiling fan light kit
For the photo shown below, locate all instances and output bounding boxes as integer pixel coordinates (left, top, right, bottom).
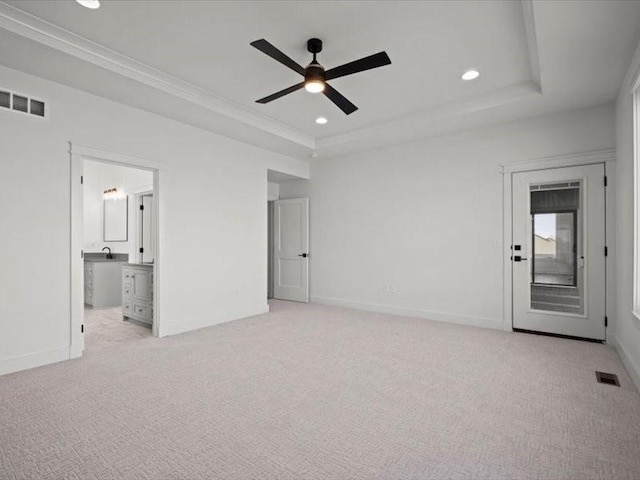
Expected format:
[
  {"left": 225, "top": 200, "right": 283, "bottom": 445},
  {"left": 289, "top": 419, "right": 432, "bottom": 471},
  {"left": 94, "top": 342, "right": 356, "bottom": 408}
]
[
  {"left": 304, "top": 38, "right": 326, "bottom": 93},
  {"left": 250, "top": 37, "right": 391, "bottom": 115}
]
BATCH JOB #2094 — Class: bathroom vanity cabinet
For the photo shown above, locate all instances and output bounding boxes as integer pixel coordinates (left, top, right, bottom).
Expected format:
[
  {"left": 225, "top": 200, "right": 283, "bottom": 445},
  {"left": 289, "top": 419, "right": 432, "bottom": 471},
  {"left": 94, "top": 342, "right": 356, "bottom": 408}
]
[
  {"left": 122, "top": 264, "right": 153, "bottom": 325},
  {"left": 84, "top": 260, "right": 127, "bottom": 308}
]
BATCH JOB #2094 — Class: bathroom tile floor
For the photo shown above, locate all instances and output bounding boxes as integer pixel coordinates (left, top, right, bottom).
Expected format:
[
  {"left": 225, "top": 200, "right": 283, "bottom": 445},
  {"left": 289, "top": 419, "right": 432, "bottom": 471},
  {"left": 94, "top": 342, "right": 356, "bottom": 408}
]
[{"left": 84, "top": 306, "right": 151, "bottom": 352}]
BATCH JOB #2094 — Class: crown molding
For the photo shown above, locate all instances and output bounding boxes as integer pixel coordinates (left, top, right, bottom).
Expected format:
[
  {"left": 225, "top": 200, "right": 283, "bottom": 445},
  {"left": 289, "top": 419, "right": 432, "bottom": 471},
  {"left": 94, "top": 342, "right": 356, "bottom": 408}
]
[
  {"left": 0, "top": 1, "right": 544, "bottom": 156},
  {"left": 317, "top": 81, "right": 541, "bottom": 150},
  {"left": 0, "top": 2, "right": 316, "bottom": 149},
  {"left": 317, "top": 0, "right": 543, "bottom": 152},
  {"left": 521, "top": 0, "right": 542, "bottom": 92}
]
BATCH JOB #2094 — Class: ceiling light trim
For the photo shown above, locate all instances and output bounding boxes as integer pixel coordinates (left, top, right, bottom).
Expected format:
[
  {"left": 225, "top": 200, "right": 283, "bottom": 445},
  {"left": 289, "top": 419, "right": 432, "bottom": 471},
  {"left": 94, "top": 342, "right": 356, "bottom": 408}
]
[
  {"left": 0, "top": 2, "right": 316, "bottom": 149},
  {"left": 461, "top": 70, "right": 480, "bottom": 81},
  {"left": 75, "top": 0, "right": 100, "bottom": 10}
]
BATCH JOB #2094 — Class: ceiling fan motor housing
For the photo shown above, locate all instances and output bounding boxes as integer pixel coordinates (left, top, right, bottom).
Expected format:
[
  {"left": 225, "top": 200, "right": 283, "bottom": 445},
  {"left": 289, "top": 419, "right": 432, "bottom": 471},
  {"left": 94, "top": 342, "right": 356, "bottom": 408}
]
[
  {"left": 307, "top": 38, "right": 323, "bottom": 54},
  {"left": 305, "top": 63, "right": 325, "bottom": 84},
  {"left": 306, "top": 39, "right": 325, "bottom": 84}
]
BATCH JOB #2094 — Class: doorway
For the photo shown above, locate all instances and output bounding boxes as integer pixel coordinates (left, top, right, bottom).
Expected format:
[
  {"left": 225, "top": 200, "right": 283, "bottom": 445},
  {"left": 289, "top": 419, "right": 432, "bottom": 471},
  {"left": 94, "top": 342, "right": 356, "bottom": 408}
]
[
  {"left": 511, "top": 164, "right": 606, "bottom": 340},
  {"left": 267, "top": 170, "right": 310, "bottom": 303},
  {"left": 70, "top": 145, "right": 161, "bottom": 359},
  {"left": 81, "top": 160, "right": 155, "bottom": 351},
  {"left": 271, "top": 197, "right": 309, "bottom": 302}
]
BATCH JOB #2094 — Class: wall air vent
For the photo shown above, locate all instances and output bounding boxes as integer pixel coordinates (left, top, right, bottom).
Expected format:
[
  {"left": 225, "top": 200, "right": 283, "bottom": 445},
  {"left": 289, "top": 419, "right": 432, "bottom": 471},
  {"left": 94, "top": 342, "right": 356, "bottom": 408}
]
[
  {"left": 0, "top": 90, "right": 10, "bottom": 109},
  {"left": 0, "top": 89, "right": 46, "bottom": 118}
]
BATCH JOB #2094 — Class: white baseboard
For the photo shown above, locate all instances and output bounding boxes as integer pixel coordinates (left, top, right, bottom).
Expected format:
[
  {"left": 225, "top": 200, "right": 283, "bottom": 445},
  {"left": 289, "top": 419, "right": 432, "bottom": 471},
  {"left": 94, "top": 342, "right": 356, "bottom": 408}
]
[
  {"left": 0, "top": 347, "right": 70, "bottom": 377},
  {"left": 163, "top": 303, "right": 270, "bottom": 336},
  {"left": 311, "top": 296, "right": 503, "bottom": 330},
  {"left": 609, "top": 335, "right": 640, "bottom": 393}
]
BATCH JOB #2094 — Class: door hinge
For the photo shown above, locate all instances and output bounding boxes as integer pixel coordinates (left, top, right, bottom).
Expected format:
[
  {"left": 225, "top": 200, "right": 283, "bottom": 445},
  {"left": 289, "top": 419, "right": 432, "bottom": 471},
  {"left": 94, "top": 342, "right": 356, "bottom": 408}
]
[
  {"left": 140, "top": 205, "right": 144, "bottom": 211},
  {"left": 139, "top": 248, "right": 144, "bottom": 253},
  {"left": 605, "top": 246, "right": 608, "bottom": 256},
  {"left": 605, "top": 317, "right": 608, "bottom": 327},
  {"left": 80, "top": 175, "right": 83, "bottom": 185},
  {"left": 604, "top": 176, "right": 608, "bottom": 187},
  {"left": 81, "top": 324, "right": 84, "bottom": 333}
]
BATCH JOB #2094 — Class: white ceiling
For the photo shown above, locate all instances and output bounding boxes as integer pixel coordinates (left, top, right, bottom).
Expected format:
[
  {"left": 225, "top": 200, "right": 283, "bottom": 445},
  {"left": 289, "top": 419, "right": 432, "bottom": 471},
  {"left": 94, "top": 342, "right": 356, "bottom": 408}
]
[{"left": 1, "top": 0, "right": 639, "bottom": 159}]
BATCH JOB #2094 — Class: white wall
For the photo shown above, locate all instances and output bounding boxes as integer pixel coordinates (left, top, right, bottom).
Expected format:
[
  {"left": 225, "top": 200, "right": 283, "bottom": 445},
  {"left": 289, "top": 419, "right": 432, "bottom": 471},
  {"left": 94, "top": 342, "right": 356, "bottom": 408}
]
[
  {"left": 279, "top": 179, "right": 310, "bottom": 200},
  {"left": 267, "top": 182, "right": 280, "bottom": 201},
  {"left": 613, "top": 46, "right": 640, "bottom": 391},
  {"left": 306, "top": 104, "right": 615, "bottom": 329},
  {"left": 83, "top": 160, "right": 153, "bottom": 254},
  {"left": 0, "top": 65, "right": 309, "bottom": 375}
]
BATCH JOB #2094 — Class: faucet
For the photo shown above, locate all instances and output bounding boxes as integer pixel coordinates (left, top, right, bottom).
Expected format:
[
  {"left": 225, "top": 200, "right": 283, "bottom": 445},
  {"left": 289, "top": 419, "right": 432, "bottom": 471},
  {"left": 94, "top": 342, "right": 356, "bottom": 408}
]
[{"left": 102, "top": 247, "right": 114, "bottom": 259}]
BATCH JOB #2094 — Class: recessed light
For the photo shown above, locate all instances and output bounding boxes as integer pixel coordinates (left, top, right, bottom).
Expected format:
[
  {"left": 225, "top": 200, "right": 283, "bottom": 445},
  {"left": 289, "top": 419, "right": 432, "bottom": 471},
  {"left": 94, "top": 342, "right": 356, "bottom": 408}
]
[
  {"left": 461, "top": 69, "right": 480, "bottom": 81},
  {"left": 76, "top": 0, "right": 100, "bottom": 9},
  {"left": 315, "top": 117, "right": 328, "bottom": 125}
]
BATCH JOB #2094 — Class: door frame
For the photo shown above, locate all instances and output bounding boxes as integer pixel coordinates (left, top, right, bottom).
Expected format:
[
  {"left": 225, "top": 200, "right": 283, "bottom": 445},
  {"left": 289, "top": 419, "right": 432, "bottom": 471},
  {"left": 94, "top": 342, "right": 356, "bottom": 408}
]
[
  {"left": 69, "top": 143, "right": 164, "bottom": 359},
  {"left": 272, "top": 197, "right": 310, "bottom": 303},
  {"left": 500, "top": 149, "right": 615, "bottom": 333},
  {"left": 127, "top": 187, "right": 154, "bottom": 264}
]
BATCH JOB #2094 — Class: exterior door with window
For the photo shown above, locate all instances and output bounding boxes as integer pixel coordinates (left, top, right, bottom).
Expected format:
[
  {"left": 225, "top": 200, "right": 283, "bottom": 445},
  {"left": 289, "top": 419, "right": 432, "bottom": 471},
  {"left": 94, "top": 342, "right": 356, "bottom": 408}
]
[{"left": 512, "top": 164, "right": 606, "bottom": 340}]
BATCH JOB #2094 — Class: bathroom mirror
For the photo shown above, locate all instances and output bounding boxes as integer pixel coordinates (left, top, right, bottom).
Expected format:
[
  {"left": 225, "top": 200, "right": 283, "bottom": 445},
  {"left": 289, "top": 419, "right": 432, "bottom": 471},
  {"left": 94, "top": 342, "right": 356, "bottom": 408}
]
[{"left": 104, "top": 196, "right": 128, "bottom": 242}]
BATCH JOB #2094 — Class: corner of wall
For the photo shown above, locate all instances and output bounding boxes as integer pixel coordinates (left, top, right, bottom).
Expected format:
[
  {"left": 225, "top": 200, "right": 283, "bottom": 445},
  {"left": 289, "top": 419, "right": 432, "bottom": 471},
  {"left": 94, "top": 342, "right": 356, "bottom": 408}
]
[
  {"left": 0, "top": 347, "right": 70, "bottom": 377},
  {"left": 609, "top": 335, "right": 640, "bottom": 393},
  {"left": 311, "top": 296, "right": 503, "bottom": 331},
  {"left": 162, "top": 303, "right": 270, "bottom": 337}
]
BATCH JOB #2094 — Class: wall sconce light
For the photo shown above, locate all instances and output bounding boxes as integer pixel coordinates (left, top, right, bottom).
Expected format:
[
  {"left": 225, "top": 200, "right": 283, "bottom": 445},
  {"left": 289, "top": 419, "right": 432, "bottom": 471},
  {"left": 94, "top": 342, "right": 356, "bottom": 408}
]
[{"left": 103, "top": 188, "right": 126, "bottom": 200}]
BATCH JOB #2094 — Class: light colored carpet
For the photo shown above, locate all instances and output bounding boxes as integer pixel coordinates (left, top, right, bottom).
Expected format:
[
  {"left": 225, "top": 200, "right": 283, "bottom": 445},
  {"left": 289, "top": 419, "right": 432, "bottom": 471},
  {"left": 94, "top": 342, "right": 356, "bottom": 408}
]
[
  {"left": 1, "top": 300, "right": 639, "bottom": 480},
  {"left": 84, "top": 306, "right": 151, "bottom": 352}
]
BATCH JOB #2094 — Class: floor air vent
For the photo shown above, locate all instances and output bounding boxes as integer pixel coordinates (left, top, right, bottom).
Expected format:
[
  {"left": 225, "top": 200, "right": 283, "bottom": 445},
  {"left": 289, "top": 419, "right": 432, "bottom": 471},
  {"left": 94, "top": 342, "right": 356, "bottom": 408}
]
[
  {"left": 0, "top": 89, "right": 46, "bottom": 118},
  {"left": 595, "top": 371, "right": 620, "bottom": 386}
]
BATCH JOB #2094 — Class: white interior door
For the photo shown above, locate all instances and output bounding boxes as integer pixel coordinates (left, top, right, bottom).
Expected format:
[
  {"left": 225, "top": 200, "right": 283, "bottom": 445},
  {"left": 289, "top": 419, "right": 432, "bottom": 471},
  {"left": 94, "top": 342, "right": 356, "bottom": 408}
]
[
  {"left": 141, "top": 194, "right": 153, "bottom": 263},
  {"left": 274, "top": 197, "right": 309, "bottom": 302},
  {"left": 512, "top": 164, "right": 606, "bottom": 340}
]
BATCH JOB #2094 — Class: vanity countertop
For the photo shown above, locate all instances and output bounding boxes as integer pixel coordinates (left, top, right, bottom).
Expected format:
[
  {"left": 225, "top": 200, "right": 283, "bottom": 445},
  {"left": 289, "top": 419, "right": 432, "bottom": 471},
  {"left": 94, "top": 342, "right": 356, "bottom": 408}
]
[
  {"left": 84, "top": 253, "right": 128, "bottom": 263},
  {"left": 85, "top": 258, "right": 129, "bottom": 263},
  {"left": 126, "top": 262, "right": 154, "bottom": 267}
]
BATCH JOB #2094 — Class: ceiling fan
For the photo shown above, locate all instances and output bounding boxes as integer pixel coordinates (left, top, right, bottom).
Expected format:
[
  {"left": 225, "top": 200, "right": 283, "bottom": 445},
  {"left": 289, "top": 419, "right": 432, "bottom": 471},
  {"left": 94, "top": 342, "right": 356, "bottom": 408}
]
[{"left": 250, "top": 38, "right": 391, "bottom": 115}]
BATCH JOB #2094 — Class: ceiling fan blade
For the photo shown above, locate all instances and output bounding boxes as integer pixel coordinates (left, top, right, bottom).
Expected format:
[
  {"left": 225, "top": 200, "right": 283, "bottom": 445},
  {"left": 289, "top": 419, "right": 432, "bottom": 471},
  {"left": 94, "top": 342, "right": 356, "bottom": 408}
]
[
  {"left": 256, "top": 82, "right": 305, "bottom": 104},
  {"left": 323, "top": 84, "right": 358, "bottom": 115},
  {"left": 250, "top": 39, "right": 306, "bottom": 76},
  {"left": 325, "top": 51, "right": 391, "bottom": 81}
]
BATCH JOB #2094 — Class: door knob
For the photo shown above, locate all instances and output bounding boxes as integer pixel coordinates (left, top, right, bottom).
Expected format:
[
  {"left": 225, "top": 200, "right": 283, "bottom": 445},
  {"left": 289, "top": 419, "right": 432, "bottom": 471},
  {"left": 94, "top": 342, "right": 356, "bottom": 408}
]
[
  {"left": 512, "top": 255, "right": 528, "bottom": 262},
  {"left": 298, "top": 253, "right": 308, "bottom": 258}
]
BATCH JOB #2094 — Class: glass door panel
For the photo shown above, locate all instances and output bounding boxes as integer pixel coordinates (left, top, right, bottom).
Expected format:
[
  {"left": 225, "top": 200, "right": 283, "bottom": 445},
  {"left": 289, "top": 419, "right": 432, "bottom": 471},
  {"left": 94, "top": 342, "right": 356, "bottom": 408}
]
[
  {"left": 529, "top": 184, "right": 583, "bottom": 315},
  {"left": 532, "top": 212, "right": 576, "bottom": 286}
]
